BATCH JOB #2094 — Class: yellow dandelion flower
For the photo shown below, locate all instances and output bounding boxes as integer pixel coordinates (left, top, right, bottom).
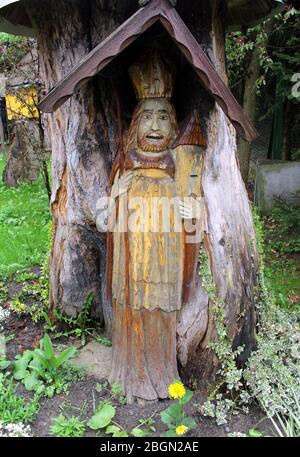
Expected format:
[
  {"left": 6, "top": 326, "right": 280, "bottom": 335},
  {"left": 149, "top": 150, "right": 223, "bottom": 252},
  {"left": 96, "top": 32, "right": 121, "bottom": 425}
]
[
  {"left": 176, "top": 425, "right": 188, "bottom": 436},
  {"left": 168, "top": 381, "right": 186, "bottom": 399}
]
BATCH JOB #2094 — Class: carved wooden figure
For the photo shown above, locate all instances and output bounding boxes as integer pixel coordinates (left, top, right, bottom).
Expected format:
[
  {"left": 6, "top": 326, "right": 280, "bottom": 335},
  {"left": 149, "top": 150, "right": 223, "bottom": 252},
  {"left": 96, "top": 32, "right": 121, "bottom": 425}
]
[{"left": 106, "top": 51, "right": 205, "bottom": 401}]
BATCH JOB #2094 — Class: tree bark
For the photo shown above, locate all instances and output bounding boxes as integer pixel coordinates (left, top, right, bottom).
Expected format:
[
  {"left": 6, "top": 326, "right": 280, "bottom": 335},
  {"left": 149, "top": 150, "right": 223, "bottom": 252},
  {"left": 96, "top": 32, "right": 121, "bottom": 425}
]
[
  {"left": 3, "top": 119, "right": 42, "bottom": 186},
  {"left": 26, "top": 0, "right": 258, "bottom": 390},
  {"left": 238, "top": 52, "right": 260, "bottom": 184}
]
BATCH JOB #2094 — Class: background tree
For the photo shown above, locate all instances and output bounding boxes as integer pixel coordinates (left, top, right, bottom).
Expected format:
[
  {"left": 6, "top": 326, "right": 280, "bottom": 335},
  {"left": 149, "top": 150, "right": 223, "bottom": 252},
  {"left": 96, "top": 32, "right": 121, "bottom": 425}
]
[
  {"left": 0, "top": 32, "right": 51, "bottom": 197},
  {"left": 226, "top": 2, "right": 300, "bottom": 183}
]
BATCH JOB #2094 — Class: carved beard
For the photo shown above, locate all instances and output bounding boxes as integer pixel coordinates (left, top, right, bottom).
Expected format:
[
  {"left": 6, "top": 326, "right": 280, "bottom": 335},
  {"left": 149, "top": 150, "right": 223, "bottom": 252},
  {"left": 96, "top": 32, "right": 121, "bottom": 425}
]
[{"left": 137, "top": 134, "right": 171, "bottom": 152}]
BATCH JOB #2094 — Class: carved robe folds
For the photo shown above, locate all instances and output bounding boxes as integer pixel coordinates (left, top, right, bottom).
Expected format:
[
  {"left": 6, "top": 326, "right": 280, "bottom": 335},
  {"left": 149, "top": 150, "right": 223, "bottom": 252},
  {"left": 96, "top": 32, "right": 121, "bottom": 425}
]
[
  {"left": 112, "top": 150, "right": 183, "bottom": 312},
  {"left": 108, "top": 147, "right": 204, "bottom": 402},
  {"left": 109, "top": 150, "right": 182, "bottom": 402}
]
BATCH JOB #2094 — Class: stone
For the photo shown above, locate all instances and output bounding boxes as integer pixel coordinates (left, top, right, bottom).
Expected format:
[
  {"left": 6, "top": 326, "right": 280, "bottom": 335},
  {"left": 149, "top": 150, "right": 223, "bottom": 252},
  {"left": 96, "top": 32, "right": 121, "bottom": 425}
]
[
  {"left": 72, "top": 341, "right": 112, "bottom": 380},
  {"left": 255, "top": 160, "right": 300, "bottom": 211}
]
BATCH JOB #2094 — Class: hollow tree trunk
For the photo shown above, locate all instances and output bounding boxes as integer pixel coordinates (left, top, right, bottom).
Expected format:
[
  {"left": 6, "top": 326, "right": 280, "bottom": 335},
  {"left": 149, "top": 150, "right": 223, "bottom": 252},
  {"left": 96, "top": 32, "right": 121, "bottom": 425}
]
[{"left": 26, "top": 0, "right": 258, "bottom": 389}]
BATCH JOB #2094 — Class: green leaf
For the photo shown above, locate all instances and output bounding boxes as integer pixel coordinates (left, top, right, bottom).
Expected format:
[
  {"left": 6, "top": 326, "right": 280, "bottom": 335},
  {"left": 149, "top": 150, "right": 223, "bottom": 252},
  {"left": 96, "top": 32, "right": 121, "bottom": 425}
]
[
  {"left": 34, "top": 349, "right": 51, "bottom": 369},
  {"left": 0, "top": 359, "right": 10, "bottom": 370},
  {"left": 24, "top": 372, "right": 40, "bottom": 390},
  {"left": 54, "top": 346, "right": 77, "bottom": 368},
  {"left": 13, "top": 369, "right": 26, "bottom": 381},
  {"left": 13, "top": 350, "right": 33, "bottom": 379},
  {"left": 29, "top": 354, "right": 45, "bottom": 375},
  {"left": 106, "top": 425, "right": 129, "bottom": 438},
  {"left": 248, "top": 428, "right": 263, "bottom": 437},
  {"left": 95, "top": 383, "right": 105, "bottom": 393},
  {"left": 87, "top": 404, "right": 116, "bottom": 430},
  {"left": 131, "top": 428, "right": 145, "bottom": 437},
  {"left": 111, "top": 383, "right": 122, "bottom": 395},
  {"left": 182, "top": 416, "right": 197, "bottom": 430},
  {"left": 162, "top": 429, "right": 177, "bottom": 437},
  {"left": 113, "top": 431, "right": 129, "bottom": 437},
  {"left": 41, "top": 334, "right": 55, "bottom": 359},
  {"left": 180, "top": 390, "right": 193, "bottom": 405},
  {"left": 106, "top": 425, "right": 120, "bottom": 434},
  {"left": 160, "top": 403, "right": 182, "bottom": 427}
]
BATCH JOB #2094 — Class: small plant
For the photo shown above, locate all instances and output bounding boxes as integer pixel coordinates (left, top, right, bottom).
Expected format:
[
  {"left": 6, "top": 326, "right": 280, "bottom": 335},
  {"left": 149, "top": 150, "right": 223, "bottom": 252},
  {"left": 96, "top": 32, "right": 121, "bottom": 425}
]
[
  {"left": 160, "top": 380, "right": 196, "bottom": 437},
  {"left": 247, "top": 428, "right": 264, "bottom": 438},
  {"left": 88, "top": 382, "right": 156, "bottom": 437},
  {"left": 95, "top": 381, "right": 126, "bottom": 406},
  {"left": 14, "top": 271, "right": 38, "bottom": 282},
  {"left": 267, "top": 390, "right": 300, "bottom": 437},
  {"left": 197, "top": 246, "right": 244, "bottom": 425},
  {"left": 105, "top": 424, "right": 129, "bottom": 437},
  {"left": 88, "top": 401, "right": 117, "bottom": 433},
  {"left": 0, "top": 373, "right": 39, "bottom": 425},
  {"left": 48, "top": 294, "right": 110, "bottom": 347},
  {"left": 105, "top": 416, "right": 157, "bottom": 438},
  {"left": 9, "top": 261, "right": 49, "bottom": 323},
  {"left": 227, "top": 431, "right": 247, "bottom": 437},
  {"left": 0, "top": 282, "right": 9, "bottom": 306},
  {"left": 0, "top": 305, "right": 10, "bottom": 331},
  {"left": 13, "top": 333, "right": 77, "bottom": 397},
  {"left": 198, "top": 210, "right": 300, "bottom": 428},
  {"left": 87, "top": 398, "right": 155, "bottom": 437},
  {"left": 50, "top": 414, "right": 85, "bottom": 437},
  {"left": 53, "top": 295, "right": 94, "bottom": 346},
  {"left": 131, "top": 417, "right": 156, "bottom": 437},
  {"left": 0, "top": 422, "right": 32, "bottom": 437},
  {"left": 0, "top": 356, "right": 11, "bottom": 370},
  {"left": 94, "top": 335, "right": 112, "bottom": 347}
]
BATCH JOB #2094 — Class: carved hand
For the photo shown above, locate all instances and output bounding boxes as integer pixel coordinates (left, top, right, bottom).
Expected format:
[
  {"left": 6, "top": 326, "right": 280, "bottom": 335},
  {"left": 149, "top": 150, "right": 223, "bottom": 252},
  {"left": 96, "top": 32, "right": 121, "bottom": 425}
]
[
  {"left": 111, "top": 170, "right": 135, "bottom": 199},
  {"left": 139, "top": 0, "right": 177, "bottom": 6},
  {"left": 178, "top": 198, "right": 202, "bottom": 220}
]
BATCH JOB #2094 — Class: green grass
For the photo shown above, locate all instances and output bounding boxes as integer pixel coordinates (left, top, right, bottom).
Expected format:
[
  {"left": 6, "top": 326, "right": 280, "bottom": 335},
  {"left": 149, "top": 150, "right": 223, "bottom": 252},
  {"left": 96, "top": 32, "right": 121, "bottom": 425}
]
[
  {"left": 263, "top": 203, "right": 300, "bottom": 312},
  {"left": 0, "top": 151, "right": 51, "bottom": 279},
  {"left": 265, "top": 259, "right": 300, "bottom": 311}
]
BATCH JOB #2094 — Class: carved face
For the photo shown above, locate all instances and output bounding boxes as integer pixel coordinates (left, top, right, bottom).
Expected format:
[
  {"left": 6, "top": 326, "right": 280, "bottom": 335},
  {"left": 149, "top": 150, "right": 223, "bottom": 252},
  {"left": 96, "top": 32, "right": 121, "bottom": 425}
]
[{"left": 137, "top": 98, "right": 173, "bottom": 152}]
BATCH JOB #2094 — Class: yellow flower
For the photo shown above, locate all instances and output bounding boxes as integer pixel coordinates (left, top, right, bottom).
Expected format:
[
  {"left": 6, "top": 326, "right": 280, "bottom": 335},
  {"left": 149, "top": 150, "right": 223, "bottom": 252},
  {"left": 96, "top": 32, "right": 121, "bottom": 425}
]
[
  {"left": 168, "top": 381, "right": 186, "bottom": 399},
  {"left": 176, "top": 425, "right": 188, "bottom": 436}
]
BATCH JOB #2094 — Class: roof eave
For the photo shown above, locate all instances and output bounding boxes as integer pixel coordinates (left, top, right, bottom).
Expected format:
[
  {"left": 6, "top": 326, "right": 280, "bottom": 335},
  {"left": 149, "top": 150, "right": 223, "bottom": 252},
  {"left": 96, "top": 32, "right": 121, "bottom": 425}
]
[
  {"left": 40, "top": 0, "right": 257, "bottom": 142},
  {"left": 0, "top": 13, "right": 34, "bottom": 36}
]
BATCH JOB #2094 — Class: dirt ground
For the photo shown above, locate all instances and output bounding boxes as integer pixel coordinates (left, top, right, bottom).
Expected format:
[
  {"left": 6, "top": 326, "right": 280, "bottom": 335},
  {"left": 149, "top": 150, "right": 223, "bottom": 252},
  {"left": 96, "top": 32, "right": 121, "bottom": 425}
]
[
  {"left": 28, "top": 376, "right": 272, "bottom": 438},
  {"left": 1, "top": 273, "right": 275, "bottom": 438}
]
